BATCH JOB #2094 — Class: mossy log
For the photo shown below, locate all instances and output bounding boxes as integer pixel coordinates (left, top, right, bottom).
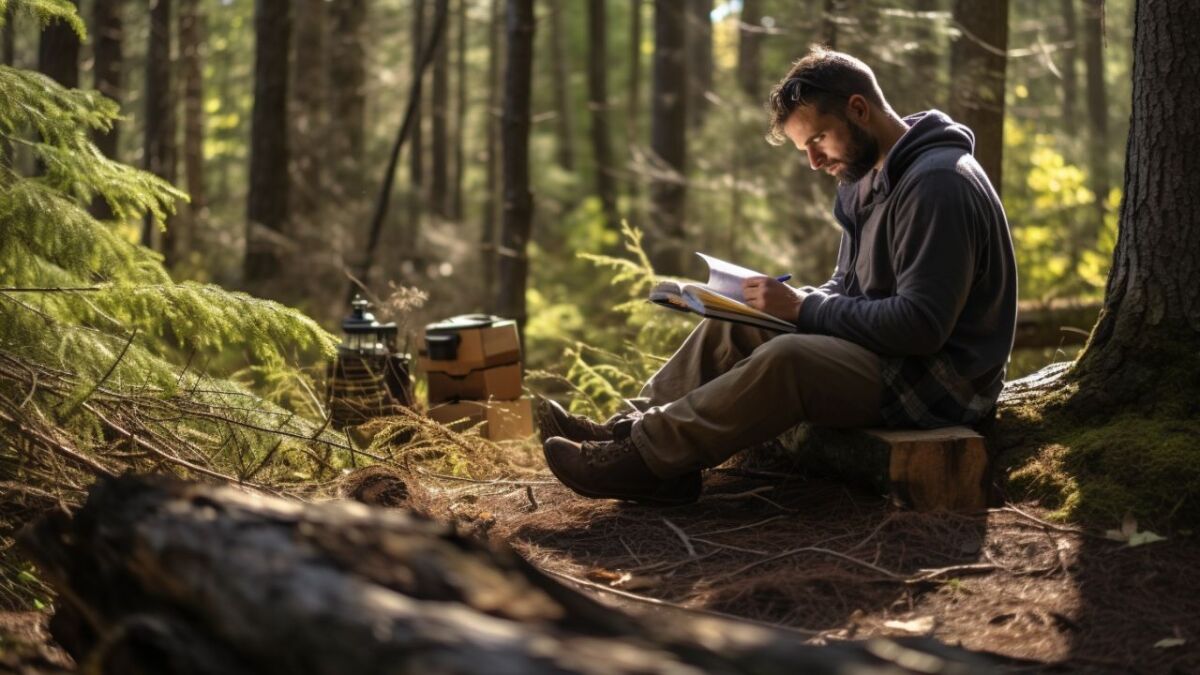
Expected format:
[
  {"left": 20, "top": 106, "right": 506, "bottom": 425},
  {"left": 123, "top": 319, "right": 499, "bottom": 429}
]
[
  {"left": 779, "top": 426, "right": 990, "bottom": 511},
  {"left": 19, "top": 476, "right": 1001, "bottom": 674}
]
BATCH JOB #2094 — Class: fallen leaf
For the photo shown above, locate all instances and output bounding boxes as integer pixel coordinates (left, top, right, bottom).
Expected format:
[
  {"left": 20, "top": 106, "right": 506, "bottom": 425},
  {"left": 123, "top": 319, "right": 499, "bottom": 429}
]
[
  {"left": 1154, "top": 638, "right": 1186, "bottom": 649},
  {"left": 1128, "top": 530, "right": 1167, "bottom": 547},
  {"left": 883, "top": 616, "right": 936, "bottom": 634}
]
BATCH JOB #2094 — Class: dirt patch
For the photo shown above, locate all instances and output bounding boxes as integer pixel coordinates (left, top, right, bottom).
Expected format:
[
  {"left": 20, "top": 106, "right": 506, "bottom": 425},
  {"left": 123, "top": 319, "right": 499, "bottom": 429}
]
[
  {"left": 412, "top": 466, "right": 1200, "bottom": 673},
  {"left": 0, "top": 611, "right": 72, "bottom": 674}
]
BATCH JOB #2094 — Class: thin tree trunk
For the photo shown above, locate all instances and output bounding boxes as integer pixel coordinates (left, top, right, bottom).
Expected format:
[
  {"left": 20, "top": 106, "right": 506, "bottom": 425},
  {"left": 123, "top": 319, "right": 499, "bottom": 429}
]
[
  {"left": 1059, "top": 0, "right": 1078, "bottom": 128},
  {"left": 244, "top": 0, "right": 291, "bottom": 288},
  {"left": 482, "top": 0, "right": 502, "bottom": 308},
  {"left": 496, "top": 0, "right": 535, "bottom": 331},
  {"left": 736, "top": 0, "right": 761, "bottom": 98},
  {"left": 822, "top": 0, "right": 839, "bottom": 49},
  {"left": 291, "top": 0, "right": 325, "bottom": 234},
  {"left": 949, "top": 0, "right": 1008, "bottom": 197},
  {"left": 1081, "top": 0, "right": 1108, "bottom": 235},
  {"left": 587, "top": 0, "right": 619, "bottom": 234},
  {"left": 90, "top": 0, "right": 124, "bottom": 219},
  {"left": 649, "top": 0, "right": 687, "bottom": 275},
  {"left": 143, "top": 0, "right": 176, "bottom": 260},
  {"left": 908, "top": 0, "right": 942, "bottom": 112},
  {"left": 329, "top": 0, "right": 366, "bottom": 257},
  {"left": 37, "top": 2, "right": 80, "bottom": 88},
  {"left": 548, "top": 0, "right": 575, "bottom": 172},
  {"left": 626, "top": 0, "right": 643, "bottom": 201},
  {"left": 1069, "top": 1, "right": 1200, "bottom": 409},
  {"left": 179, "top": 0, "right": 206, "bottom": 257},
  {"left": 2, "top": 3, "right": 13, "bottom": 67},
  {"left": 407, "top": 0, "right": 426, "bottom": 247},
  {"left": 451, "top": 0, "right": 467, "bottom": 220},
  {"left": 432, "top": 2, "right": 450, "bottom": 218},
  {"left": 687, "top": 0, "right": 712, "bottom": 129}
]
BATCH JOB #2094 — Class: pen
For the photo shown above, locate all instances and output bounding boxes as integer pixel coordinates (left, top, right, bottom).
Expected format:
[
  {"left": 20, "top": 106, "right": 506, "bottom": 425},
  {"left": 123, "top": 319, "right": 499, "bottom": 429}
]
[{"left": 775, "top": 274, "right": 792, "bottom": 283}]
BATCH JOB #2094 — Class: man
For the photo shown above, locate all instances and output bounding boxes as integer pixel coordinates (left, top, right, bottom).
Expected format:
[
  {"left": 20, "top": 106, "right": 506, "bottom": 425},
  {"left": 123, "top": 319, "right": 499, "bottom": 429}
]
[{"left": 539, "top": 47, "right": 1017, "bottom": 506}]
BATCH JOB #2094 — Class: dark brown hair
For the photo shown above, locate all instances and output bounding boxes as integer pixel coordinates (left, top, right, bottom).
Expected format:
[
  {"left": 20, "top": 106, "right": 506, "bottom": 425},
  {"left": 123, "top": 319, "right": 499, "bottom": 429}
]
[{"left": 765, "top": 46, "right": 889, "bottom": 145}]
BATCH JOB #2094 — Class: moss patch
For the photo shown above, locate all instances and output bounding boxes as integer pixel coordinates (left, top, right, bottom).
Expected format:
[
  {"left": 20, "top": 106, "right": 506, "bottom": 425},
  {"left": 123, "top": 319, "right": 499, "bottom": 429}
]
[{"left": 1003, "top": 410, "right": 1200, "bottom": 529}]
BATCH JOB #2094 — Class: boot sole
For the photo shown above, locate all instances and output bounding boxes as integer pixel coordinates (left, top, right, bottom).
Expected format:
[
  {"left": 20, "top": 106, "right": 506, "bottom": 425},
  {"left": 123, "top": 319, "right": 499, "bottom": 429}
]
[{"left": 543, "top": 441, "right": 701, "bottom": 507}]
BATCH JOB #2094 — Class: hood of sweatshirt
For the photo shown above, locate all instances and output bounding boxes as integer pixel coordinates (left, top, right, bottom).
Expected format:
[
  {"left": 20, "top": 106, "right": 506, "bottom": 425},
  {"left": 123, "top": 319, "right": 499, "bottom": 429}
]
[{"left": 872, "top": 109, "right": 975, "bottom": 198}]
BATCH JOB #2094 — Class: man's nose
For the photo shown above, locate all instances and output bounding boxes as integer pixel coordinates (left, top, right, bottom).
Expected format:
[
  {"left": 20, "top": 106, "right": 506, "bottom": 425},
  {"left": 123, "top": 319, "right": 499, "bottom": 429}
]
[{"left": 806, "top": 146, "right": 825, "bottom": 170}]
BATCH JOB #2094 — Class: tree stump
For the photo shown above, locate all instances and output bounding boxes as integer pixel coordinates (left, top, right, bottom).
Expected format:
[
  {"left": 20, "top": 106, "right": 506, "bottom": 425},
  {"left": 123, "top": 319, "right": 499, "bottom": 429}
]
[
  {"left": 780, "top": 426, "right": 991, "bottom": 511},
  {"left": 19, "top": 476, "right": 1001, "bottom": 674}
]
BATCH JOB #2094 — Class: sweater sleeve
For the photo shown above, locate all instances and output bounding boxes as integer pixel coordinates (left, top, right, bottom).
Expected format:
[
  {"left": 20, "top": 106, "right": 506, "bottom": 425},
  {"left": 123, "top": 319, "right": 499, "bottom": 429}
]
[{"left": 796, "top": 170, "right": 978, "bottom": 356}]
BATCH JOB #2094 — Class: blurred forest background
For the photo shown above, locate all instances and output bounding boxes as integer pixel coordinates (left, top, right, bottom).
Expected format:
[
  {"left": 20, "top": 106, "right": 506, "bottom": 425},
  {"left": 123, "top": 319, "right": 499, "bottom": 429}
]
[{"left": 6, "top": 0, "right": 1130, "bottom": 379}]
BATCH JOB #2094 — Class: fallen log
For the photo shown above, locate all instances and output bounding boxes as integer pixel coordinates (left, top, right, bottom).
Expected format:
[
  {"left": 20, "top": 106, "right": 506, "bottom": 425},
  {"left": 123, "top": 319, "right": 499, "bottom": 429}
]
[
  {"left": 20, "top": 476, "right": 1002, "bottom": 674},
  {"left": 1013, "top": 299, "right": 1101, "bottom": 349}
]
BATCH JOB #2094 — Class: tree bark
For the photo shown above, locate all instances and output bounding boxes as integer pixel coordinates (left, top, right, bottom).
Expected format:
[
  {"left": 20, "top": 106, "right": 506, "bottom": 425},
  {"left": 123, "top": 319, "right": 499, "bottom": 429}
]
[
  {"left": 244, "top": 0, "right": 291, "bottom": 288},
  {"left": 948, "top": 0, "right": 1008, "bottom": 197},
  {"left": 1081, "top": 0, "right": 1108, "bottom": 236},
  {"left": 179, "top": 0, "right": 206, "bottom": 257},
  {"left": 1068, "top": 0, "right": 1200, "bottom": 409},
  {"left": 432, "top": 0, "right": 450, "bottom": 218},
  {"left": 587, "top": 0, "right": 619, "bottom": 235},
  {"left": 89, "top": 0, "right": 124, "bottom": 220},
  {"left": 496, "top": 0, "right": 535, "bottom": 331},
  {"left": 548, "top": 0, "right": 575, "bottom": 172},
  {"left": 407, "top": 0, "right": 426, "bottom": 247},
  {"left": 687, "top": 0, "right": 712, "bottom": 129},
  {"left": 735, "top": 0, "right": 762, "bottom": 98},
  {"left": 648, "top": 0, "right": 687, "bottom": 276},
  {"left": 482, "top": 0, "right": 502, "bottom": 309},
  {"left": 142, "top": 0, "right": 176, "bottom": 261},
  {"left": 21, "top": 476, "right": 1000, "bottom": 674},
  {"left": 328, "top": 0, "right": 366, "bottom": 265}
]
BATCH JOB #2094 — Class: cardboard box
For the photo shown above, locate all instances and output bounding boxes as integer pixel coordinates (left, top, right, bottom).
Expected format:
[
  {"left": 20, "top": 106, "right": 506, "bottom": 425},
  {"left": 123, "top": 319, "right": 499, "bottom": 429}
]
[
  {"left": 426, "top": 397, "right": 534, "bottom": 441},
  {"left": 421, "top": 319, "right": 520, "bottom": 376},
  {"left": 425, "top": 361, "right": 522, "bottom": 404}
]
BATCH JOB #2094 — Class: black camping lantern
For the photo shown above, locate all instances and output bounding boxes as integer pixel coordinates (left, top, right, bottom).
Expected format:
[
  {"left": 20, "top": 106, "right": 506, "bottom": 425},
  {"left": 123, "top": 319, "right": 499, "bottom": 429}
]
[{"left": 340, "top": 295, "right": 397, "bottom": 356}]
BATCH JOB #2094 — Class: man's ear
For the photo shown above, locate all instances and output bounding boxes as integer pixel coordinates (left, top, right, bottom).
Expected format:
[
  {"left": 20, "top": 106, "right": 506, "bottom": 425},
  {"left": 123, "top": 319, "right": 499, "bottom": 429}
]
[{"left": 846, "top": 94, "right": 871, "bottom": 124}]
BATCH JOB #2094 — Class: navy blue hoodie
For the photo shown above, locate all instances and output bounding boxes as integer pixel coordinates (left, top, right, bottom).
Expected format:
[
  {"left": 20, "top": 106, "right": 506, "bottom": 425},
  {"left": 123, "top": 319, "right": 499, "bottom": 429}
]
[{"left": 795, "top": 110, "right": 1017, "bottom": 427}]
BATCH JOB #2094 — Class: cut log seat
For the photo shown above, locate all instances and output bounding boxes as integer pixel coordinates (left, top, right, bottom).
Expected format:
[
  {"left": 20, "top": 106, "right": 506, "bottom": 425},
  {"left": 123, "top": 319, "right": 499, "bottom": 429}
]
[{"left": 777, "top": 425, "right": 990, "bottom": 511}]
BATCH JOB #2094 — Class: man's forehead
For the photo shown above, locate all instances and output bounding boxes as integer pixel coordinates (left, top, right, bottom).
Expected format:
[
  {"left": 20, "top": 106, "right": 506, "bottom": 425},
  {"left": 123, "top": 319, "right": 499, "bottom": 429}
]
[{"left": 784, "top": 106, "right": 835, "bottom": 142}]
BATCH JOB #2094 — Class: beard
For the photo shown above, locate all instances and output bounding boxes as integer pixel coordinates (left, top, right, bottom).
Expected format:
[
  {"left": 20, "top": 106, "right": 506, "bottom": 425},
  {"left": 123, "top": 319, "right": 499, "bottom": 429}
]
[{"left": 833, "top": 118, "right": 881, "bottom": 185}]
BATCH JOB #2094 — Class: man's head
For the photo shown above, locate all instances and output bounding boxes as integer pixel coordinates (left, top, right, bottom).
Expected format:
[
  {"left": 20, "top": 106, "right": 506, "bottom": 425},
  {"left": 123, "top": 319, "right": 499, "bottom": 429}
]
[{"left": 766, "top": 47, "right": 896, "bottom": 184}]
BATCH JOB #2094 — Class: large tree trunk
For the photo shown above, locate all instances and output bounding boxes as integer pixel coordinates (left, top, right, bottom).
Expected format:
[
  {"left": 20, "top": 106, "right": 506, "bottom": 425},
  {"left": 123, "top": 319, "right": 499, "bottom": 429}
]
[
  {"left": 948, "top": 0, "right": 1008, "bottom": 197},
  {"left": 179, "top": 0, "right": 206, "bottom": 259},
  {"left": 1068, "top": 1, "right": 1200, "bottom": 409},
  {"left": 548, "top": 0, "right": 575, "bottom": 173},
  {"left": 496, "top": 0, "right": 535, "bottom": 330},
  {"left": 687, "top": 0, "right": 712, "bottom": 129},
  {"left": 587, "top": 0, "right": 619, "bottom": 235},
  {"left": 328, "top": 0, "right": 366, "bottom": 262},
  {"left": 142, "top": 0, "right": 176, "bottom": 261},
  {"left": 21, "top": 476, "right": 997, "bottom": 674},
  {"left": 1081, "top": 0, "right": 1108, "bottom": 237},
  {"left": 735, "top": 0, "right": 761, "bottom": 98},
  {"left": 244, "top": 0, "right": 291, "bottom": 289},
  {"left": 90, "top": 0, "right": 124, "bottom": 219},
  {"left": 431, "top": 1, "right": 450, "bottom": 218},
  {"left": 481, "top": 0, "right": 502, "bottom": 310},
  {"left": 648, "top": 0, "right": 687, "bottom": 276}
]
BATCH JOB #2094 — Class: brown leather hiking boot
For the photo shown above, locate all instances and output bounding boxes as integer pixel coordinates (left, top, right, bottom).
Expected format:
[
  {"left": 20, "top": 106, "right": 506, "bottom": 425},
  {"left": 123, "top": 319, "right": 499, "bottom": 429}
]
[
  {"left": 534, "top": 398, "right": 642, "bottom": 443},
  {"left": 543, "top": 432, "right": 702, "bottom": 506}
]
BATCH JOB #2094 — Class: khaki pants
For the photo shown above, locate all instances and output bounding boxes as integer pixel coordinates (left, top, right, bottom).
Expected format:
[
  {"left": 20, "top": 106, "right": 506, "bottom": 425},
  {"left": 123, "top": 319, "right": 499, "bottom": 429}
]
[{"left": 630, "top": 320, "right": 885, "bottom": 477}]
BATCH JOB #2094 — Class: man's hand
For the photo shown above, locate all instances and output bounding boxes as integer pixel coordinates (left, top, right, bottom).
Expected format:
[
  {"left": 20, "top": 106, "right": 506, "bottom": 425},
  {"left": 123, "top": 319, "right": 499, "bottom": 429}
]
[{"left": 742, "top": 277, "right": 807, "bottom": 323}]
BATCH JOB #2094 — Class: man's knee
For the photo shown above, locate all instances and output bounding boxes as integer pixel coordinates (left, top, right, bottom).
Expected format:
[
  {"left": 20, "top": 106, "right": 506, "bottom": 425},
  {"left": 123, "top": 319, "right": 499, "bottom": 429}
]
[{"left": 750, "top": 333, "right": 837, "bottom": 368}]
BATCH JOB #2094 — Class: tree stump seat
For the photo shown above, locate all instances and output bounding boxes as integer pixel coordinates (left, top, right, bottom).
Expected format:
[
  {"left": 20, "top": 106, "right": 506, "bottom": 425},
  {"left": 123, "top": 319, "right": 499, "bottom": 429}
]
[{"left": 780, "top": 425, "right": 990, "bottom": 511}]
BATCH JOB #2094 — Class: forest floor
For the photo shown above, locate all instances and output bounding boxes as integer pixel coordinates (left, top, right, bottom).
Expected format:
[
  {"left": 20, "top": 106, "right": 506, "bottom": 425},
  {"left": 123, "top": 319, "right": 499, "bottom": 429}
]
[
  {"left": 409, "top": 464, "right": 1200, "bottom": 674},
  {"left": 3, "top": 460, "right": 1197, "bottom": 674}
]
